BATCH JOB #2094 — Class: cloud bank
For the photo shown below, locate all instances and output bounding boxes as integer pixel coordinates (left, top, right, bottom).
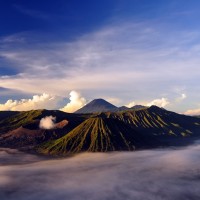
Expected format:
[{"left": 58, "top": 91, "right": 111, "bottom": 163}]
[
  {"left": 126, "top": 97, "right": 170, "bottom": 108},
  {"left": 184, "top": 108, "right": 200, "bottom": 116},
  {"left": 0, "top": 93, "right": 58, "bottom": 111},
  {"left": 147, "top": 98, "right": 169, "bottom": 107},
  {"left": 1, "top": 142, "right": 200, "bottom": 200},
  {"left": 39, "top": 116, "right": 56, "bottom": 129},
  {"left": 126, "top": 101, "right": 135, "bottom": 108},
  {"left": 61, "top": 91, "right": 86, "bottom": 113},
  {"left": 0, "top": 90, "right": 85, "bottom": 113}
]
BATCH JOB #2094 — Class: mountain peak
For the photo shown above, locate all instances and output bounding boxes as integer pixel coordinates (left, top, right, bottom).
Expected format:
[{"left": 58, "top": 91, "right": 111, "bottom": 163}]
[
  {"left": 149, "top": 105, "right": 164, "bottom": 111},
  {"left": 75, "top": 98, "right": 117, "bottom": 114},
  {"left": 90, "top": 98, "right": 110, "bottom": 104}
]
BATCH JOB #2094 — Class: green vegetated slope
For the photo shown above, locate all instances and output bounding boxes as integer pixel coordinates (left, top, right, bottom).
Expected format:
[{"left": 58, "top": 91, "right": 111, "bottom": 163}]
[
  {"left": 0, "top": 109, "right": 87, "bottom": 147},
  {"left": 40, "top": 117, "right": 143, "bottom": 155},
  {"left": 39, "top": 106, "right": 200, "bottom": 155},
  {"left": 0, "top": 110, "right": 44, "bottom": 134},
  {"left": 0, "top": 109, "right": 86, "bottom": 133}
]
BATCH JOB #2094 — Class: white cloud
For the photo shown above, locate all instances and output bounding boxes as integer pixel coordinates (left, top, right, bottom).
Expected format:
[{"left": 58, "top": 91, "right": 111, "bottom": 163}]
[
  {"left": 1, "top": 20, "right": 200, "bottom": 113},
  {"left": 60, "top": 91, "right": 86, "bottom": 113},
  {"left": 0, "top": 93, "right": 59, "bottom": 111},
  {"left": 39, "top": 116, "right": 56, "bottom": 129},
  {"left": 184, "top": 108, "right": 200, "bottom": 116},
  {"left": 181, "top": 93, "right": 187, "bottom": 99},
  {"left": 176, "top": 93, "right": 187, "bottom": 102},
  {"left": 0, "top": 90, "right": 86, "bottom": 112},
  {"left": 126, "top": 98, "right": 169, "bottom": 108},
  {"left": 146, "top": 98, "right": 169, "bottom": 108},
  {"left": 125, "top": 101, "right": 136, "bottom": 108}
]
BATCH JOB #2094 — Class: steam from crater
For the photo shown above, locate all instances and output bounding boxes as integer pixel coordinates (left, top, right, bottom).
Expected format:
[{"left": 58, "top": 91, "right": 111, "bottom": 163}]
[{"left": 39, "top": 116, "right": 56, "bottom": 129}]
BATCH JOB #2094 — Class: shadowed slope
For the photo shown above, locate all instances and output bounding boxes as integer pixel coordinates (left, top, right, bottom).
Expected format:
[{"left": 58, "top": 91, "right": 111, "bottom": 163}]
[
  {"left": 1, "top": 106, "right": 200, "bottom": 154},
  {"left": 0, "top": 110, "right": 88, "bottom": 148},
  {"left": 39, "top": 116, "right": 157, "bottom": 155},
  {"left": 39, "top": 106, "right": 200, "bottom": 155},
  {"left": 0, "top": 109, "right": 86, "bottom": 134},
  {"left": 0, "top": 111, "right": 19, "bottom": 121},
  {"left": 106, "top": 106, "right": 200, "bottom": 137}
]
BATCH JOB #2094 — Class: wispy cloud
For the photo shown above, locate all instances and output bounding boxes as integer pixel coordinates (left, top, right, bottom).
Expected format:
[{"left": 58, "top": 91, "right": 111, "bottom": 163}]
[
  {"left": 176, "top": 93, "right": 187, "bottom": 102},
  {"left": 184, "top": 108, "right": 200, "bottom": 116},
  {"left": 1, "top": 19, "right": 200, "bottom": 111},
  {"left": 0, "top": 34, "right": 25, "bottom": 44},
  {"left": 13, "top": 4, "right": 51, "bottom": 20}
]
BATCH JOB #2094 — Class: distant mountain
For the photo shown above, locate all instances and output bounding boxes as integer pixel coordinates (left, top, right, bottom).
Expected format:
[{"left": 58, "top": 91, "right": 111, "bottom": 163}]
[
  {"left": 75, "top": 98, "right": 117, "bottom": 113},
  {"left": 131, "top": 105, "right": 146, "bottom": 110},
  {"left": 112, "top": 106, "right": 130, "bottom": 112},
  {"left": 112, "top": 105, "right": 147, "bottom": 112},
  {"left": 39, "top": 106, "right": 200, "bottom": 155},
  {"left": 75, "top": 98, "right": 147, "bottom": 113}
]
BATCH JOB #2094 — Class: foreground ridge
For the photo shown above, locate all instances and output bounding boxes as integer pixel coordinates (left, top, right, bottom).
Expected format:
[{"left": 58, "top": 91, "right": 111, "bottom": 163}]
[
  {"left": 0, "top": 103, "right": 200, "bottom": 155},
  {"left": 38, "top": 106, "right": 200, "bottom": 155}
]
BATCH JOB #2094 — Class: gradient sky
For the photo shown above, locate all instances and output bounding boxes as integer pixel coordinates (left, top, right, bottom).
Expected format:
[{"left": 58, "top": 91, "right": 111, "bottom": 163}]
[{"left": 0, "top": 0, "right": 200, "bottom": 114}]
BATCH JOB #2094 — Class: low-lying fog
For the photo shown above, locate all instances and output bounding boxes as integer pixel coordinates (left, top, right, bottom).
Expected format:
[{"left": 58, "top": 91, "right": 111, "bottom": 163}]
[{"left": 1, "top": 143, "right": 200, "bottom": 200}]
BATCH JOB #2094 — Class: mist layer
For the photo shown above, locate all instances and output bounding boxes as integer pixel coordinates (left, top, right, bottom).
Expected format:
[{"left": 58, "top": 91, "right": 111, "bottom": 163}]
[{"left": 1, "top": 143, "right": 200, "bottom": 200}]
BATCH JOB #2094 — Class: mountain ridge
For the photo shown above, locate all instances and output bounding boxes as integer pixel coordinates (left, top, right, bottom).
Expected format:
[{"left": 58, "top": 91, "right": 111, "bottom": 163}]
[
  {"left": 0, "top": 100, "right": 200, "bottom": 155},
  {"left": 75, "top": 98, "right": 146, "bottom": 113},
  {"left": 38, "top": 105, "right": 200, "bottom": 155},
  {"left": 0, "top": 109, "right": 86, "bottom": 148}
]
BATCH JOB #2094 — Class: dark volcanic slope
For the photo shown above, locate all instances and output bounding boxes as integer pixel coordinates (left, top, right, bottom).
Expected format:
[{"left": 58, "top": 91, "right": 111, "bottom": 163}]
[
  {"left": 0, "top": 111, "right": 19, "bottom": 121},
  {"left": 40, "top": 117, "right": 154, "bottom": 155},
  {"left": 0, "top": 109, "right": 86, "bottom": 133},
  {"left": 0, "top": 109, "right": 87, "bottom": 147},
  {"left": 39, "top": 106, "right": 200, "bottom": 155},
  {"left": 131, "top": 105, "right": 146, "bottom": 110},
  {"left": 75, "top": 98, "right": 117, "bottom": 113}
]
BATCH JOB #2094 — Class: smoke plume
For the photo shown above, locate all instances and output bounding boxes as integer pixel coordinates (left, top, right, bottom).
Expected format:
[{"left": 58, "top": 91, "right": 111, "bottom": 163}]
[{"left": 39, "top": 116, "right": 56, "bottom": 129}]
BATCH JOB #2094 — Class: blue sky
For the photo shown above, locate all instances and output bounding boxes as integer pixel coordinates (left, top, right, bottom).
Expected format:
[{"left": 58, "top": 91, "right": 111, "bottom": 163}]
[{"left": 0, "top": 0, "right": 200, "bottom": 114}]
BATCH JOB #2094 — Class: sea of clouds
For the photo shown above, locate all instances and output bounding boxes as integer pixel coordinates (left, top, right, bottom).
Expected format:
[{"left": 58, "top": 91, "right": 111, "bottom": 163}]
[{"left": 1, "top": 142, "right": 200, "bottom": 200}]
